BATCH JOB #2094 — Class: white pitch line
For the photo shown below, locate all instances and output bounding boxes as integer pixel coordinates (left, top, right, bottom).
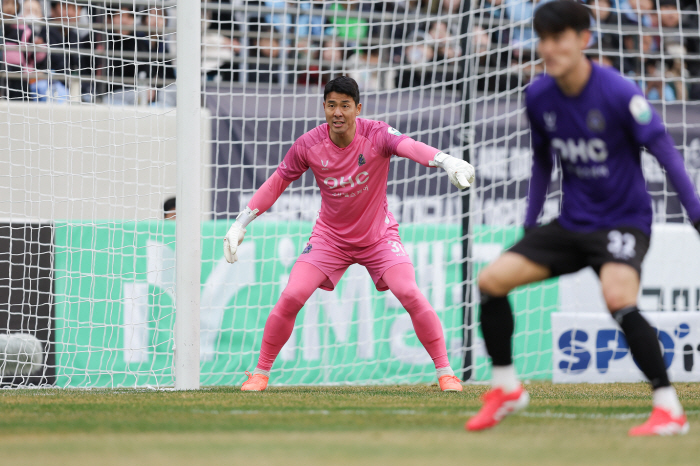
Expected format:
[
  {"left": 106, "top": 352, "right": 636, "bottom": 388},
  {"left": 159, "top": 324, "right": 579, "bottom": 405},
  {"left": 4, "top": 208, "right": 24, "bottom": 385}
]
[{"left": 190, "top": 409, "right": 700, "bottom": 420}]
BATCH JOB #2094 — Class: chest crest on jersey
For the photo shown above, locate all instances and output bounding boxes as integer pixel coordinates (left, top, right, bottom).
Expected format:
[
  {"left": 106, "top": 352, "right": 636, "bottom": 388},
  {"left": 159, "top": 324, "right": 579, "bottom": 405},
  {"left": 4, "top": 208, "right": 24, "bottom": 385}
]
[
  {"left": 586, "top": 109, "right": 606, "bottom": 133},
  {"left": 358, "top": 153, "right": 366, "bottom": 166},
  {"left": 544, "top": 112, "right": 557, "bottom": 132}
]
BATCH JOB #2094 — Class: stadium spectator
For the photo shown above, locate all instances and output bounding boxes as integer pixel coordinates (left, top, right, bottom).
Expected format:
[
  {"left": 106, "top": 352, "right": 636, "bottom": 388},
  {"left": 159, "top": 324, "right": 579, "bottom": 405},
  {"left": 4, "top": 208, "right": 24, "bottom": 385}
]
[
  {"left": 395, "top": 27, "right": 434, "bottom": 89},
  {"left": 247, "top": 26, "right": 290, "bottom": 85},
  {"left": 202, "top": 9, "right": 242, "bottom": 83},
  {"left": 20, "top": 0, "right": 59, "bottom": 101},
  {"left": 138, "top": 7, "right": 175, "bottom": 106},
  {"left": 439, "top": 0, "right": 462, "bottom": 15},
  {"left": 481, "top": 0, "right": 507, "bottom": 19},
  {"left": 505, "top": 0, "right": 537, "bottom": 51},
  {"left": 327, "top": 1, "right": 369, "bottom": 44},
  {"left": 1, "top": 0, "right": 44, "bottom": 100},
  {"left": 20, "top": 0, "right": 45, "bottom": 37},
  {"left": 35, "top": 1, "right": 94, "bottom": 101},
  {"left": 263, "top": 1, "right": 321, "bottom": 39},
  {"left": 642, "top": 58, "right": 678, "bottom": 101},
  {"left": 588, "top": 0, "right": 622, "bottom": 52},
  {"left": 103, "top": 5, "right": 140, "bottom": 105},
  {"left": 655, "top": 0, "right": 700, "bottom": 99},
  {"left": 619, "top": 0, "right": 654, "bottom": 26},
  {"left": 295, "top": 36, "right": 343, "bottom": 86},
  {"left": 428, "top": 20, "right": 462, "bottom": 60},
  {"left": 345, "top": 47, "right": 396, "bottom": 91},
  {"left": 360, "top": 0, "right": 407, "bottom": 64}
]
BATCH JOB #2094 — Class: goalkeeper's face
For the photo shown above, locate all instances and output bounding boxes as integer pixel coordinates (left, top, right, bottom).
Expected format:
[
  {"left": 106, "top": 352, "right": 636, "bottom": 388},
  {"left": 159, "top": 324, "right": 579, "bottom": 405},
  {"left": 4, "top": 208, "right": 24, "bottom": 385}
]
[
  {"left": 323, "top": 92, "right": 362, "bottom": 138},
  {"left": 538, "top": 28, "right": 591, "bottom": 79}
]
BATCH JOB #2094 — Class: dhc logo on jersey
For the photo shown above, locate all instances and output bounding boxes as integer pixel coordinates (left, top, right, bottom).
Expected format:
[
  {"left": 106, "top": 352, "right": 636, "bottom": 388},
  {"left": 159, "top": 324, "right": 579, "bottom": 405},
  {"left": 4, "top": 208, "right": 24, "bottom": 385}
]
[
  {"left": 552, "top": 137, "right": 608, "bottom": 163},
  {"left": 324, "top": 171, "right": 369, "bottom": 189},
  {"left": 557, "top": 323, "right": 697, "bottom": 374}
]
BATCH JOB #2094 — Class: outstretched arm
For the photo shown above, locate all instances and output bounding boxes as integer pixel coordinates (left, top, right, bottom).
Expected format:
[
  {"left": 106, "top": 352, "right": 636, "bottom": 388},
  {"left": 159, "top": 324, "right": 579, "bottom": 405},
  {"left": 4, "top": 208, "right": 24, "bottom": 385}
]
[
  {"left": 223, "top": 172, "right": 292, "bottom": 263},
  {"left": 647, "top": 133, "right": 700, "bottom": 231},
  {"left": 395, "top": 138, "right": 475, "bottom": 189},
  {"left": 248, "top": 172, "right": 293, "bottom": 214}
]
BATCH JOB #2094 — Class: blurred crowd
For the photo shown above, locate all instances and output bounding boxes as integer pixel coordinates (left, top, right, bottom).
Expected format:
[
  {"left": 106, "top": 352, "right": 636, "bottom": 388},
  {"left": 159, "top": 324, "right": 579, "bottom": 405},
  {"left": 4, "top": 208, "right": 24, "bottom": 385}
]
[
  {"left": 0, "top": 0, "right": 698, "bottom": 106},
  {"left": 475, "top": 0, "right": 700, "bottom": 100}
]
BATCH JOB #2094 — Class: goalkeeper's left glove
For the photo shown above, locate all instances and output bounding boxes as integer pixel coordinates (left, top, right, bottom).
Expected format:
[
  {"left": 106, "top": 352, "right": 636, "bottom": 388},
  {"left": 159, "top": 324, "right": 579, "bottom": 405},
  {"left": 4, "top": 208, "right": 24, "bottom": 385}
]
[
  {"left": 223, "top": 207, "right": 259, "bottom": 264},
  {"left": 429, "top": 152, "right": 475, "bottom": 190}
]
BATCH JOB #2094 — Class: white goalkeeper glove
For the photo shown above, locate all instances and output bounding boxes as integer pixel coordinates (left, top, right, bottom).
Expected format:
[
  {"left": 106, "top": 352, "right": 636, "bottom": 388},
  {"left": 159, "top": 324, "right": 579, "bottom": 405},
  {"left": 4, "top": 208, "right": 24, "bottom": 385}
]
[
  {"left": 223, "top": 207, "right": 259, "bottom": 264},
  {"left": 429, "top": 151, "right": 475, "bottom": 190}
]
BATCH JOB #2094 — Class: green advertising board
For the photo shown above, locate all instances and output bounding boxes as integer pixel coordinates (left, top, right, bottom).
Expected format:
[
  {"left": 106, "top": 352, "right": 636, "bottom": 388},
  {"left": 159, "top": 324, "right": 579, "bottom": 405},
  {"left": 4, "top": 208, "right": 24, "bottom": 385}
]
[
  {"left": 53, "top": 221, "right": 556, "bottom": 387},
  {"left": 471, "top": 226, "right": 558, "bottom": 382}
]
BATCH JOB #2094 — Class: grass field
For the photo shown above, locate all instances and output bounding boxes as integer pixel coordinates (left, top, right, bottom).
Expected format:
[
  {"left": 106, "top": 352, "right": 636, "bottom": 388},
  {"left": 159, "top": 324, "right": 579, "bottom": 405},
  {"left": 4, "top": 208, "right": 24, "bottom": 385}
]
[{"left": 1, "top": 382, "right": 699, "bottom": 466}]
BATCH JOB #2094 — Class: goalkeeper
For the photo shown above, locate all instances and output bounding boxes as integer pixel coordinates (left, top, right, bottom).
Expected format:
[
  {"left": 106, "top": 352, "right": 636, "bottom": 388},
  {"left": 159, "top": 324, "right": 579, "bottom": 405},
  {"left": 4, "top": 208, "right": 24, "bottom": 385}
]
[
  {"left": 224, "top": 76, "right": 475, "bottom": 392},
  {"left": 467, "top": 0, "right": 700, "bottom": 436}
]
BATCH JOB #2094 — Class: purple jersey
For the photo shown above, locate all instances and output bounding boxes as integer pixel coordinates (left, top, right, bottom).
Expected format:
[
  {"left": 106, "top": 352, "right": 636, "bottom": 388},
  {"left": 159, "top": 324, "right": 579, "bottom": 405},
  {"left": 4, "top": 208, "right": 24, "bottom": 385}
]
[{"left": 524, "top": 61, "right": 700, "bottom": 235}]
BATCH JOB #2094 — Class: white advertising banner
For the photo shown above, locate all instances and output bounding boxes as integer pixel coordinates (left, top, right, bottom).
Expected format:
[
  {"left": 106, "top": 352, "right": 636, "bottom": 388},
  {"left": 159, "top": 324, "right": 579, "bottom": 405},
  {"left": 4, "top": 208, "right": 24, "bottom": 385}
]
[
  {"left": 552, "top": 312, "right": 700, "bottom": 383},
  {"left": 553, "top": 224, "right": 700, "bottom": 382},
  {"left": 558, "top": 224, "right": 700, "bottom": 314}
]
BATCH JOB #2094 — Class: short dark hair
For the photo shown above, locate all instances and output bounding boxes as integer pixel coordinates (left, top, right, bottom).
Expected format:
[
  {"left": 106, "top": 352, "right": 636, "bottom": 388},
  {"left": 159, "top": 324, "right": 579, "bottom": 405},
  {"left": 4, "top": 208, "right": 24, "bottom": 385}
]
[
  {"left": 324, "top": 76, "right": 360, "bottom": 105},
  {"left": 533, "top": 0, "right": 591, "bottom": 38},
  {"left": 163, "top": 197, "right": 176, "bottom": 217}
]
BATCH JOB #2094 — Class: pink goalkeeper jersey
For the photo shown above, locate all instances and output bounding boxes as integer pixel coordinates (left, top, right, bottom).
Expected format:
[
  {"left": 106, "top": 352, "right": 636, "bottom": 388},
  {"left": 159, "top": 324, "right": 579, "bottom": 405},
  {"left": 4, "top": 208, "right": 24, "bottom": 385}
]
[{"left": 276, "top": 118, "right": 409, "bottom": 247}]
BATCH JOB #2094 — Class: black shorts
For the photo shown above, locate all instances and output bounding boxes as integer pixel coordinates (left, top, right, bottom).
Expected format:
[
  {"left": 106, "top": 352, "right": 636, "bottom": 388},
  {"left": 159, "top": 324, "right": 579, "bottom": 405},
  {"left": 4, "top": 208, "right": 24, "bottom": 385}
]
[{"left": 508, "top": 220, "right": 650, "bottom": 277}]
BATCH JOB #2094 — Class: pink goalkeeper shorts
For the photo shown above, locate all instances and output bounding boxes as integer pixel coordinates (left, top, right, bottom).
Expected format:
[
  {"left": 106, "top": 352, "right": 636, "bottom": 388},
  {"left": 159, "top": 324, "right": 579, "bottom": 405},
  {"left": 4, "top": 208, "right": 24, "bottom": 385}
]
[{"left": 295, "top": 224, "right": 413, "bottom": 292}]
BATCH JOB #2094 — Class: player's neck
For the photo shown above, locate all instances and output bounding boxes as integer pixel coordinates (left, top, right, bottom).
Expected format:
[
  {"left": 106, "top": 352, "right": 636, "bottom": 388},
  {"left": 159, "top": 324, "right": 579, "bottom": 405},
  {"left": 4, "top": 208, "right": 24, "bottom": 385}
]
[
  {"left": 555, "top": 57, "right": 592, "bottom": 97},
  {"left": 329, "top": 124, "right": 357, "bottom": 149}
]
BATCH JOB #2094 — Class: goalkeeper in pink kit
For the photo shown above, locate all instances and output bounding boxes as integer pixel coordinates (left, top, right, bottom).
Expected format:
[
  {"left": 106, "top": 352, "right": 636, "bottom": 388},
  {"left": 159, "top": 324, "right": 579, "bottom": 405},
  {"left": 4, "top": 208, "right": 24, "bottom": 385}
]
[{"left": 224, "top": 76, "right": 475, "bottom": 391}]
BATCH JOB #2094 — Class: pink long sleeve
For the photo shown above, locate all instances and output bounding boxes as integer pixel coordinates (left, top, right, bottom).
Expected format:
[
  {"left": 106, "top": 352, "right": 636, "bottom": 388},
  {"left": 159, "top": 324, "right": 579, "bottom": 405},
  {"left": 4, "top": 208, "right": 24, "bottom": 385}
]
[
  {"left": 395, "top": 138, "right": 441, "bottom": 167},
  {"left": 248, "top": 172, "right": 292, "bottom": 215}
]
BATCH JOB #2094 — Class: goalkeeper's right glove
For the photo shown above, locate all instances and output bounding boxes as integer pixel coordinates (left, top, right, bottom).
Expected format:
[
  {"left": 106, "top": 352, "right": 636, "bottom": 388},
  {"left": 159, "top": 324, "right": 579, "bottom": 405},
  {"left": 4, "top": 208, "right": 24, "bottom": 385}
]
[{"left": 223, "top": 207, "right": 259, "bottom": 264}]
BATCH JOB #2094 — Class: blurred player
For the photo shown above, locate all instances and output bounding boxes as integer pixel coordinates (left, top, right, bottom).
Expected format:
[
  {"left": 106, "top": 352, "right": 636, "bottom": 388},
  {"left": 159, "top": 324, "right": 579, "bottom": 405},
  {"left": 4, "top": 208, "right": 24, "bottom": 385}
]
[
  {"left": 224, "top": 76, "right": 475, "bottom": 392},
  {"left": 467, "top": 0, "right": 700, "bottom": 435}
]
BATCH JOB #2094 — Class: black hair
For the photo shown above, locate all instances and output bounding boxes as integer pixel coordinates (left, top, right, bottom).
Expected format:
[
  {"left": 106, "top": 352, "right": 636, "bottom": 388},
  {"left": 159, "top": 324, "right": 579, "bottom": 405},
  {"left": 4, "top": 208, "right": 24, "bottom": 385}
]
[
  {"left": 324, "top": 76, "right": 361, "bottom": 105},
  {"left": 533, "top": 0, "right": 591, "bottom": 38},
  {"left": 163, "top": 197, "right": 176, "bottom": 217}
]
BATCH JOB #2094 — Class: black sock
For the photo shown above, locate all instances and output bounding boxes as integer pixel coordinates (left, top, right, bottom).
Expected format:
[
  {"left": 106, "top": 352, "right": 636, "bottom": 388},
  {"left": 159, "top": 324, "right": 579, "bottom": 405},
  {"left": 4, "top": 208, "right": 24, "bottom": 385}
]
[
  {"left": 479, "top": 292, "right": 514, "bottom": 366},
  {"left": 614, "top": 306, "right": 670, "bottom": 389}
]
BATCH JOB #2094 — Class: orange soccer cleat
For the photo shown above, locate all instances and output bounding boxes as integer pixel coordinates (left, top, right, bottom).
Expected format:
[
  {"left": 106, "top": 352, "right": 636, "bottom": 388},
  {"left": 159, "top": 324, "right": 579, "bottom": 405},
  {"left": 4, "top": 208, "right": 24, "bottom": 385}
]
[
  {"left": 241, "top": 371, "right": 269, "bottom": 392},
  {"left": 438, "top": 375, "right": 463, "bottom": 392},
  {"left": 465, "top": 385, "right": 529, "bottom": 431},
  {"left": 629, "top": 407, "right": 689, "bottom": 436}
]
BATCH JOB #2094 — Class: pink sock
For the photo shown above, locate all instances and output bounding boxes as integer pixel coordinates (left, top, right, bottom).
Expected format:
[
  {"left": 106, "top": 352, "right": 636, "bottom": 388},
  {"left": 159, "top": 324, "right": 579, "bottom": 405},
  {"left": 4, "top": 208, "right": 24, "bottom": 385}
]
[
  {"left": 256, "top": 262, "right": 328, "bottom": 371},
  {"left": 382, "top": 263, "right": 450, "bottom": 369}
]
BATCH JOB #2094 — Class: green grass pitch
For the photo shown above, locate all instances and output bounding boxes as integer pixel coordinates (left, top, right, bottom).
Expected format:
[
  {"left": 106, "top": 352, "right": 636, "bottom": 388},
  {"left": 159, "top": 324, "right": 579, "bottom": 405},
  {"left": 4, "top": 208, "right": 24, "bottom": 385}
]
[{"left": 1, "top": 383, "right": 699, "bottom": 465}]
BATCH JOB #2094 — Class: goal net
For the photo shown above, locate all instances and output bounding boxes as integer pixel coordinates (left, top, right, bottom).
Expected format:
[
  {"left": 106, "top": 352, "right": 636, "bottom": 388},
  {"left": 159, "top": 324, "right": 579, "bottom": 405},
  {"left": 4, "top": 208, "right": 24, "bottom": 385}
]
[{"left": 1, "top": 0, "right": 699, "bottom": 388}]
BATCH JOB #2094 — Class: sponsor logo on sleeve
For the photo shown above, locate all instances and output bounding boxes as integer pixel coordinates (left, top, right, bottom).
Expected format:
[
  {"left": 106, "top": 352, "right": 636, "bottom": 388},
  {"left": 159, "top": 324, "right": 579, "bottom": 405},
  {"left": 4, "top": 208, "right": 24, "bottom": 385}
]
[
  {"left": 629, "top": 95, "right": 652, "bottom": 125},
  {"left": 302, "top": 243, "right": 312, "bottom": 254},
  {"left": 387, "top": 127, "right": 402, "bottom": 136}
]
